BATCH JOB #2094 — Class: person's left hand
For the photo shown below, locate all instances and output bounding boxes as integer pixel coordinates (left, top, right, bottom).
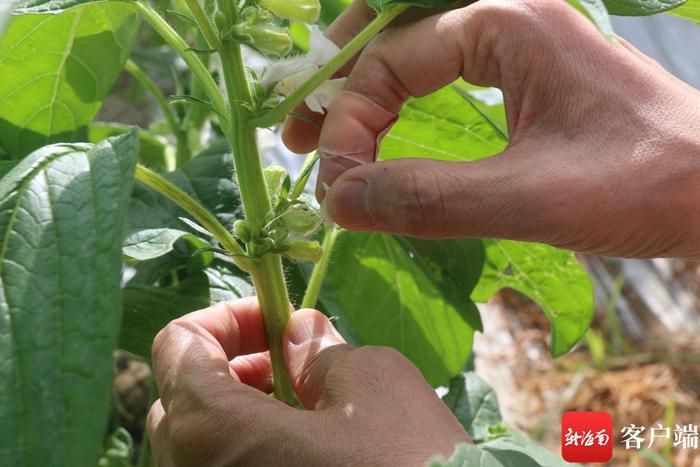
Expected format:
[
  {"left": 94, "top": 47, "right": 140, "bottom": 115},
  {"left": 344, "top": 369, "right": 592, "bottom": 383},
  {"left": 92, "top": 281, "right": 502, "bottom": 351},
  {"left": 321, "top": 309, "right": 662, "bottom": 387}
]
[{"left": 147, "top": 298, "right": 468, "bottom": 466}]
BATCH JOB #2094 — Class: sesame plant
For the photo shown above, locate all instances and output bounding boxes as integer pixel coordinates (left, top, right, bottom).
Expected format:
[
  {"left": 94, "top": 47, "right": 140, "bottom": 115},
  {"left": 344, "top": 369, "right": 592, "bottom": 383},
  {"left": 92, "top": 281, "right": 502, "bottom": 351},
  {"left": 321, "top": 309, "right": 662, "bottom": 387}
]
[{"left": 0, "top": 0, "right": 697, "bottom": 465}]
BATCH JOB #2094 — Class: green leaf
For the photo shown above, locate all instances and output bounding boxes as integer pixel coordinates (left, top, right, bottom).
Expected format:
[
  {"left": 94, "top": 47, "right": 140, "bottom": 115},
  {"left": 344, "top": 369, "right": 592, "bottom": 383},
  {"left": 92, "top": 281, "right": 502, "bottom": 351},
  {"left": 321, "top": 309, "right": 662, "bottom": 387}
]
[
  {"left": 120, "top": 273, "right": 211, "bottom": 358},
  {"left": 365, "top": 0, "right": 454, "bottom": 13},
  {"left": 126, "top": 238, "right": 214, "bottom": 286},
  {"left": 321, "top": 232, "right": 484, "bottom": 386},
  {"left": 0, "top": 131, "right": 139, "bottom": 467},
  {"left": 13, "top": 0, "right": 118, "bottom": 14},
  {"left": 669, "top": 0, "right": 700, "bottom": 24},
  {"left": 442, "top": 372, "right": 502, "bottom": 442},
  {"left": 480, "top": 434, "right": 573, "bottom": 467},
  {"left": 89, "top": 122, "right": 172, "bottom": 170},
  {"left": 0, "top": 3, "right": 139, "bottom": 158},
  {"left": 204, "top": 261, "right": 254, "bottom": 302},
  {"left": 379, "top": 86, "right": 506, "bottom": 162},
  {"left": 603, "top": 0, "right": 685, "bottom": 15},
  {"left": 121, "top": 260, "right": 252, "bottom": 359},
  {"left": 429, "top": 443, "right": 542, "bottom": 467},
  {"left": 472, "top": 240, "right": 594, "bottom": 357},
  {"left": 0, "top": 160, "right": 17, "bottom": 178},
  {"left": 438, "top": 372, "right": 573, "bottom": 467}
]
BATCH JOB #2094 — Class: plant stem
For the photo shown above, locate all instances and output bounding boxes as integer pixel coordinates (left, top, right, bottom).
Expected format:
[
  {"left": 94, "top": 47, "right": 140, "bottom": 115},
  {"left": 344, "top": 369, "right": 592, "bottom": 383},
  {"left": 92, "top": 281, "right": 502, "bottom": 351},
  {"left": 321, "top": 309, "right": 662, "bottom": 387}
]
[
  {"left": 249, "top": 256, "right": 298, "bottom": 404},
  {"left": 216, "top": 0, "right": 298, "bottom": 405},
  {"left": 134, "top": 165, "right": 248, "bottom": 262},
  {"left": 125, "top": 59, "right": 180, "bottom": 137},
  {"left": 125, "top": 59, "right": 192, "bottom": 166},
  {"left": 133, "top": 1, "right": 228, "bottom": 123},
  {"left": 183, "top": 0, "right": 221, "bottom": 49},
  {"left": 301, "top": 226, "right": 339, "bottom": 309},
  {"left": 248, "top": 4, "right": 409, "bottom": 128}
]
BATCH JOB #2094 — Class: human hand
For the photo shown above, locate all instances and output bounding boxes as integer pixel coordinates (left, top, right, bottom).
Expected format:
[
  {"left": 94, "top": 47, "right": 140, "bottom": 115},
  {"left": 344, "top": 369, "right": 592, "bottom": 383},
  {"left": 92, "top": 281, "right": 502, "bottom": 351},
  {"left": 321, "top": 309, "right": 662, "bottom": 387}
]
[
  {"left": 147, "top": 298, "right": 468, "bottom": 466},
  {"left": 283, "top": 0, "right": 700, "bottom": 259}
]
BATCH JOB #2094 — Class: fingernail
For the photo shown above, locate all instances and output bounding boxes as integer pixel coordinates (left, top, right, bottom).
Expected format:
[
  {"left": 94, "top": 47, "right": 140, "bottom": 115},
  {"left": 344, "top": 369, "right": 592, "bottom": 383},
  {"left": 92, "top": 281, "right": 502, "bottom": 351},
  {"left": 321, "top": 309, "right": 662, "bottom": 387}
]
[
  {"left": 329, "top": 179, "right": 374, "bottom": 227},
  {"left": 287, "top": 310, "right": 341, "bottom": 346}
]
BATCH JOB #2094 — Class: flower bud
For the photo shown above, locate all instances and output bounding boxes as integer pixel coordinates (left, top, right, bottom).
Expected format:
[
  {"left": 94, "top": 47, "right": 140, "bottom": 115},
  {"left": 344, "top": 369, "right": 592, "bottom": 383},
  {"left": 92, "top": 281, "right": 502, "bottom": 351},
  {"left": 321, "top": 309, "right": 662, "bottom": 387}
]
[
  {"left": 233, "top": 220, "right": 252, "bottom": 242},
  {"left": 259, "top": 0, "right": 320, "bottom": 24},
  {"left": 232, "top": 23, "right": 293, "bottom": 58},
  {"left": 281, "top": 205, "right": 320, "bottom": 234},
  {"left": 263, "top": 165, "right": 289, "bottom": 206},
  {"left": 282, "top": 239, "right": 322, "bottom": 262}
]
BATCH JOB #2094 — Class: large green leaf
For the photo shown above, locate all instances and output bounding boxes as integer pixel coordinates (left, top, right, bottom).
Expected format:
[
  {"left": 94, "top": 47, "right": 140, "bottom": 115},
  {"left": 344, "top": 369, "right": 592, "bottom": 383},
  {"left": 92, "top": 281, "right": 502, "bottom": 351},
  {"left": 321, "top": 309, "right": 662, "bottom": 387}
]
[
  {"left": 121, "top": 261, "right": 253, "bottom": 359},
  {"left": 669, "top": 0, "right": 700, "bottom": 23},
  {"left": 0, "top": 131, "right": 138, "bottom": 467},
  {"left": 0, "top": 3, "right": 139, "bottom": 158},
  {"left": 381, "top": 86, "right": 593, "bottom": 357},
  {"left": 90, "top": 122, "right": 172, "bottom": 170},
  {"left": 442, "top": 372, "right": 502, "bottom": 442},
  {"left": 472, "top": 240, "right": 593, "bottom": 357},
  {"left": 603, "top": 0, "right": 685, "bottom": 15},
  {"left": 321, "top": 232, "right": 484, "bottom": 386},
  {"left": 120, "top": 273, "right": 211, "bottom": 358},
  {"left": 13, "top": 0, "right": 115, "bottom": 14},
  {"left": 439, "top": 372, "right": 573, "bottom": 467},
  {"left": 379, "top": 86, "right": 506, "bottom": 162}
]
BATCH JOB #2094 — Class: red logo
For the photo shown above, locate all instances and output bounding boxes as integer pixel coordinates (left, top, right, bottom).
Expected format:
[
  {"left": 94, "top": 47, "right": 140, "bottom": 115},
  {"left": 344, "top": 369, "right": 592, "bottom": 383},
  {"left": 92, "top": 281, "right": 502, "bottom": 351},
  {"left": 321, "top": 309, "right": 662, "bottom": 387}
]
[{"left": 561, "top": 411, "right": 613, "bottom": 463}]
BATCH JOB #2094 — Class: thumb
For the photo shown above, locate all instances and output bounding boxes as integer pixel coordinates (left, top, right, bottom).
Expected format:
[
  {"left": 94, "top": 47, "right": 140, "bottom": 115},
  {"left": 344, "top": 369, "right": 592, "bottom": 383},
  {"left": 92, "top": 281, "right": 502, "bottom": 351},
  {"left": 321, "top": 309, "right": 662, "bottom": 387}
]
[
  {"left": 324, "top": 153, "right": 556, "bottom": 241},
  {"left": 283, "top": 309, "right": 352, "bottom": 409}
]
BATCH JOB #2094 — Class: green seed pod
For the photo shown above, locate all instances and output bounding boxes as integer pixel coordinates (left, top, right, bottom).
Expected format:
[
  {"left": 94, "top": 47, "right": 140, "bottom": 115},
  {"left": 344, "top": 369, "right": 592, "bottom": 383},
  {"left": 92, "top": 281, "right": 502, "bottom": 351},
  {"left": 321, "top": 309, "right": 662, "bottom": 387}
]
[
  {"left": 259, "top": 0, "right": 320, "bottom": 24},
  {"left": 282, "top": 239, "right": 322, "bottom": 262},
  {"left": 233, "top": 220, "right": 252, "bottom": 242},
  {"left": 232, "top": 23, "right": 293, "bottom": 58}
]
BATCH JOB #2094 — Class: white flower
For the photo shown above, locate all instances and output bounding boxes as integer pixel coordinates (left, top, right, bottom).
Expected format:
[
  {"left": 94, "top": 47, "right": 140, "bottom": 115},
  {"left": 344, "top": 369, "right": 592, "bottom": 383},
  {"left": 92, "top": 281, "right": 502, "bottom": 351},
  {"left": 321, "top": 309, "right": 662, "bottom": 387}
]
[{"left": 262, "top": 26, "right": 347, "bottom": 114}]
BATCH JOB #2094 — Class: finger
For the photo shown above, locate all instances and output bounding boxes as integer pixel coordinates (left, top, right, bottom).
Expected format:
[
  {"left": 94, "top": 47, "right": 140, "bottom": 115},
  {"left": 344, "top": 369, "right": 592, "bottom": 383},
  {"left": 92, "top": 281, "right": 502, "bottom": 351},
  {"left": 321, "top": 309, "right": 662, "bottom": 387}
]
[
  {"left": 325, "top": 151, "right": 562, "bottom": 240},
  {"left": 283, "top": 309, "right": 351, "bottom": 409},
  {"left": 147, "top": 399, "right": 172, "bottom": 467},
  {"left": 282, "top": 2, "right": 469, "bottom": 153},
  {"left": 151, "top": 297, "right": 274, "bottom": 408},
  {"left": 230, "top": 351, "right": 273, "bottom": 393},
  {"left": 282, "top": 0, "right": 376, "bottom": 154},
  {"left": 315, "top": 6, "right": 491, "bottom": 193}
]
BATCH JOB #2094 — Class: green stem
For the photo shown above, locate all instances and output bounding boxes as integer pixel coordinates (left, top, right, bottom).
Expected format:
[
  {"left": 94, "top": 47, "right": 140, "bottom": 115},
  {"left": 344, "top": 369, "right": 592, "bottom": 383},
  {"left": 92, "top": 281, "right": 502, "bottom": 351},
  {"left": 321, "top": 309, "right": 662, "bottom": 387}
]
[
  {"left": 133, "top": 1, "right": 228, "bottom": 124},
  {"left": 183, "top": 0, "right": 221, "bottom": 49},
  {"left": 125, "top": 59, "right": 180, "bottom": 137},
  {"left": 301, "top": 227, "right": 339, "bottom": 309},
  {"left": 134, "top": 165, "right": 248, "bottom": 261},
  {"left": 217, "top": 0, "right": 298, "bottom": 405},
  {"left": 249, "top": 255, "right": 298, "bottom": 405},
  {"left": 248, "top": 4, "right": 409, "bottom": 128},
  {"left": 125, "top": 59, "right": 192, "bottom": 166}
]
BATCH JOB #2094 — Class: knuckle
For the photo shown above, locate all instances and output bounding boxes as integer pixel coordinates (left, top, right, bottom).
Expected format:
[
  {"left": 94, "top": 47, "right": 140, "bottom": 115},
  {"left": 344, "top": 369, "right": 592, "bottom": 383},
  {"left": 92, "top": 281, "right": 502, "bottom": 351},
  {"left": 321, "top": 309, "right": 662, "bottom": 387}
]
[
  {"left": 387, "top": 166, "right": 449, "bottom": 237},
  {"left": 346, "top": 345, "right": 414, "bottom": 377},
  {"left": 352, "top": 32, "right": 409, "bottom": 107},
  {"left": 151, "top": 319, "right": 194, "bottom": 361}
]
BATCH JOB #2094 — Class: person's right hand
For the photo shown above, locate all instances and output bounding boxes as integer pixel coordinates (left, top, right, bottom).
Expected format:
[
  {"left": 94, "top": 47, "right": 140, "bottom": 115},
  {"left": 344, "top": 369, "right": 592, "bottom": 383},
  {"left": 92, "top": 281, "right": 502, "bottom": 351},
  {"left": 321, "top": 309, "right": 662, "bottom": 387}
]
[{"left": 283, "top": 0, "right": 700, "bottom": 259}]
